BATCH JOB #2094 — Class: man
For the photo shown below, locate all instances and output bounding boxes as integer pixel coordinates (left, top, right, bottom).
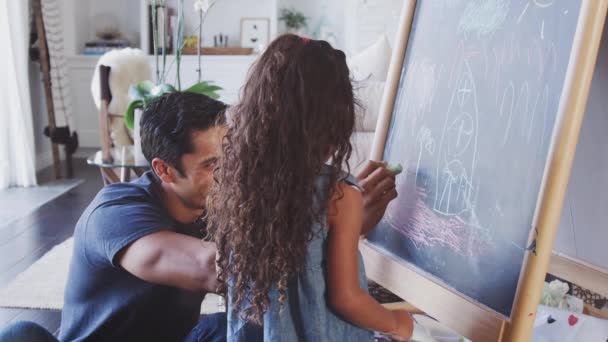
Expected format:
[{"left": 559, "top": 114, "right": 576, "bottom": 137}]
[{"left": 0, "top": 92, "right": 398, "bottom": 341}]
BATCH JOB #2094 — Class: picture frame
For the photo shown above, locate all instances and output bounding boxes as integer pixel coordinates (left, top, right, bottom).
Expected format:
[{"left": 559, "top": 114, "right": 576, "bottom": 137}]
[{"left": 240, "top": 17, "right": 270, "bottom": 50}]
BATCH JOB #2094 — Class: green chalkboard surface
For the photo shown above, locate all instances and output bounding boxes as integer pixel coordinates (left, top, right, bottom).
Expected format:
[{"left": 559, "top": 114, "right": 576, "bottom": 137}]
[{"left": 367, "top": 0, "right": 582, "bottom": 317}]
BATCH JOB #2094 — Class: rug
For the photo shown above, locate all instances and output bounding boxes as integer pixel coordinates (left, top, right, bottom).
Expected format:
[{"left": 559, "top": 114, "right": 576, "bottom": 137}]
[
  {"left": 0, "top": 179, "right": 83, "bottom": 229},
  {"left": 0, "top": 237, "right": 225, "bottom": 314}
]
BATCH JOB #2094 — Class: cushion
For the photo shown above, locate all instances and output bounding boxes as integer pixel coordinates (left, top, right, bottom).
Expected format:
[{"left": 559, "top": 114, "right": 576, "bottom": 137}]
[
  {"left": 349, "top": 131, "right": 375, "bottom": 172},
  {"left": 348, "top": 33, "right": 392, "bottom": 82},
  {"left": 354, "top": 80, "right": 385, "bottom": 132}
]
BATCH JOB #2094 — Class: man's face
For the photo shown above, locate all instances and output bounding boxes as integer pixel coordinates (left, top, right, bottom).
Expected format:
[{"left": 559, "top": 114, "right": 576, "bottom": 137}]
[{"left": 171, "top": 126, "right": 226, "bottom": 213}]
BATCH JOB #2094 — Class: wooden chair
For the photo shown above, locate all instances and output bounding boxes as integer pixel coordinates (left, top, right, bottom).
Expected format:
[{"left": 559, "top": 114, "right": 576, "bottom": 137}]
[{"left": 96, "top": 65, "right": 146, "bottom": 185}]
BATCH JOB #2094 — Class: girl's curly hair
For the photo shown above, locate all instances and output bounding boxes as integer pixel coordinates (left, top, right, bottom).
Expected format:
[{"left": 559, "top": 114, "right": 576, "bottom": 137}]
[{"left": 206, "top": 34, "right": 357, "bottom": 324}]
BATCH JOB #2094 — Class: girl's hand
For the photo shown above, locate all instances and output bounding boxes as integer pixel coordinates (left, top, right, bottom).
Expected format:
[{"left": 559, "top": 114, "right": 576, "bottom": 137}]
[
  {"left": 355, "top": 160, "right": 398, "bottom": 234},
  {"left": 388, "top": 310, "right": 414, "bottom": 341}
]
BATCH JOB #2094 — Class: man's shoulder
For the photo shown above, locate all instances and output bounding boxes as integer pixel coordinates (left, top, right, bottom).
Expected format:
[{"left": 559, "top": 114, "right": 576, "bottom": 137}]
[
  {"left": 78, "top": 172, "right": 167, "bottom": 235},
  {"left": 94, "top": 172, "right": 160, "bottom": 208},
  {"left": 72, "top": 172, "right": 173, "bottom": 264}
]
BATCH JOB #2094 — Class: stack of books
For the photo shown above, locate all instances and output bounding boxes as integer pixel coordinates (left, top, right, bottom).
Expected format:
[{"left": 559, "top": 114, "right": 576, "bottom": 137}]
[{"left": 83, "top": 39, "right": 130, "bottom": 55}]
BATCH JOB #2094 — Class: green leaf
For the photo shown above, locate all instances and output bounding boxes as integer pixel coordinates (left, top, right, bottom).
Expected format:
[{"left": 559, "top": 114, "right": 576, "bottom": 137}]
[
  {"left": 205, "top": 91, "right": 221, "bottom": 99},
  {"left": 185, "top": 82, "right": 223, "bottom": 95},
  {"left": 128, "top": 80, "right": 155, "bottom": 101},
  {"left": 124, "top": 99, "right": 143, "bottom": 130}
]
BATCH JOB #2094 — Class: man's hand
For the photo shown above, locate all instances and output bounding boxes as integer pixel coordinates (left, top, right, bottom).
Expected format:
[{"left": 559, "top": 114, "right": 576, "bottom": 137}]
[{"left": 355, "top": 160, "right": 399, "bottom": 235}]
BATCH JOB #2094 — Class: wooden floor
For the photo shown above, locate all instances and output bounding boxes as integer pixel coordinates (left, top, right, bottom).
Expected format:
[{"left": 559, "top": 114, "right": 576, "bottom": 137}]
[{"left": 0, "top": 158, "right": 103, "bottom": 336}]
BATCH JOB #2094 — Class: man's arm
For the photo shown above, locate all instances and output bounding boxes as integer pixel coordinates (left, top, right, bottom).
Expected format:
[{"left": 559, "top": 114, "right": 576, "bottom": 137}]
[
  {"left": 115, "top": 231, "right": 218, "bottom": 293},
  {"left": 355, "top": 160, "right": 399, "bottom": 235}
]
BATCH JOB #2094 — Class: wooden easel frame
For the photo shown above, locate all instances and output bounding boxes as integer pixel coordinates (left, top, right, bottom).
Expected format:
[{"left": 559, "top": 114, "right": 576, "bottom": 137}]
[{"left": 361, "top": 1, "right": 608, "bottom": 341}]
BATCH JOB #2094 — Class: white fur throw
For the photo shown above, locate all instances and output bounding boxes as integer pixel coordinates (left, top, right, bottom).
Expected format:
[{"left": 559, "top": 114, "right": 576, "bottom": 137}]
[{"left": 90, "top": 48, "right": 152, "bottom": 117}]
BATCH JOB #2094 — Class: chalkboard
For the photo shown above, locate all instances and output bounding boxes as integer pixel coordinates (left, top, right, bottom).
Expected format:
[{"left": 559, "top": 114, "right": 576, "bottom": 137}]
[{"left": 366, "top": 0, "right": 582, "bottom": 318}]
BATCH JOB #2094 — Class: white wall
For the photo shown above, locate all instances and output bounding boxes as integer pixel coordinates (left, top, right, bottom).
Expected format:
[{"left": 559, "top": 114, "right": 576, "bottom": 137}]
[
  {"left": 344, "top": 0, "right": 402, "bottom": 54},
  {"left": 277, "top": 0, "right": 345, "bottom": 49},
  {"left": 553, "top": 18, "right": 608, "bottom": 271}
]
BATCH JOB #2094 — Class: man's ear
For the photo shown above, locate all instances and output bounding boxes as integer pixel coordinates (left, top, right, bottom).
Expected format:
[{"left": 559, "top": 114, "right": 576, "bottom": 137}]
[{"left": 151, "top": 158, "right": 176, "bottom": 184}]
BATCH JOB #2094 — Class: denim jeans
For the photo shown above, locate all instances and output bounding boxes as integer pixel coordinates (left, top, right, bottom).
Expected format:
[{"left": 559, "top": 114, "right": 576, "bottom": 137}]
[
  {"left": 185, "top": 312, "right": 263, "bottom": 342},
  {"left": 184, "top": 312, "right": 229, "bottom": 342},
  {"left": 0, "top": 321, "right": 58, "bottom": 342},
  {"left": 0, "top": 313, "right": 233, "bottom": 342}
]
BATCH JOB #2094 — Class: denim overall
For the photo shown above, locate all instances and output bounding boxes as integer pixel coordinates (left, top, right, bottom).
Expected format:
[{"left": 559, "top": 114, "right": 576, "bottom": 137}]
[{"left": 227, "top": 167, "right": 374, "bottom": 341}]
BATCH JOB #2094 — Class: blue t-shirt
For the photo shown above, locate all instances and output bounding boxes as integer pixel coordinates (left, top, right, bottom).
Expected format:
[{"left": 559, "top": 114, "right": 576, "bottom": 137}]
[{"left": 59, "top": 172, "right": 206, "bottom": 342}]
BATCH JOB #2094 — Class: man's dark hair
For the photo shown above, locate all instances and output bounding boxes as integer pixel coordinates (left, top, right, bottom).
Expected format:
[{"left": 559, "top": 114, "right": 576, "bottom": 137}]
[{"left": 140, "top": 92, "right": 227, "bottom": 175}]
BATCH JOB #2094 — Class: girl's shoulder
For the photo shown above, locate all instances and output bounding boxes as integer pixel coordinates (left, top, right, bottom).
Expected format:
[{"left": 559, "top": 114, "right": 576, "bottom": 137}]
[
  {"left": 319, "top": 164, "right": 363, "bottom": 192},
  {"left": 342, "top": 173, "right": 363, "bottom": 192}
]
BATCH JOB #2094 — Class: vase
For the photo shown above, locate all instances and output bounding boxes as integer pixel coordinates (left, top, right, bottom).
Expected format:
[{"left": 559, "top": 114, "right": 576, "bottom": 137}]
[{"left": 133, "top": 109, "right": 148, "bottom": 166}]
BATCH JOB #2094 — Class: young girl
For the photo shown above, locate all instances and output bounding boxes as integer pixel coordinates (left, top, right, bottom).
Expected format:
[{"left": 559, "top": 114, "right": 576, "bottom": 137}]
[{"left": 207, "top": 35, "right": 413, "bottom": 341}]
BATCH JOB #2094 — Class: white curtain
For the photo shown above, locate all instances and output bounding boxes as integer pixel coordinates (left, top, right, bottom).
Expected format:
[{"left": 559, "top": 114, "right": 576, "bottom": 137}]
[{"left": 0, "top": 0, "right": 37, "bottom": 189}]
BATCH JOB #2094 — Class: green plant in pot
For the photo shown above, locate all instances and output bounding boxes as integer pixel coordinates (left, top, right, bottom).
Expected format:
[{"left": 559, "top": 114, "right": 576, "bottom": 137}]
[
  {"left": 125, "top": 81, "right": 221, "bottom": 129},
  {"left": 124, "top": 0, "right": 221, "bottom": 130},
  {"left": 279, "top": 8, "right": 307, "bottom": 35}
]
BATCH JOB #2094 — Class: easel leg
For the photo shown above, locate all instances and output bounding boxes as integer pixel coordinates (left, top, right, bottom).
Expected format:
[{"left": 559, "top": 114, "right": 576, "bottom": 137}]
[
  {"left": 51, "top": 143, "right": 61, "bottom": 179},
  {"left": 65, "top": 144, "right": 73, "bottom": 179}
]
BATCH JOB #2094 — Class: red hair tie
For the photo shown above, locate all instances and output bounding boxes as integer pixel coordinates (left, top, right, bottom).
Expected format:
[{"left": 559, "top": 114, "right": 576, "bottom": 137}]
[{"left": 301, "top": 37, "right": 311, "bottom": 44}]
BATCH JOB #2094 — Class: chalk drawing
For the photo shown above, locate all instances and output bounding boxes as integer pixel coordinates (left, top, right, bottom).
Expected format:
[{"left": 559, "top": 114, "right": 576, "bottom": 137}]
[
  {"left": 415, "top": 126, "right": 436, "bottom": 182},
  {"left": 533, "top": 0, "right": 554, "bottom": 9},
  {"left": 383, "top": 176, "right": 493, "bottom": 257},
  {"left": 517, "top": 0, "right": 555, "bottom": 39},
  {"left": 411, "top": 58, "right": 440, "bottom": 113},
  {"left": 458, "top": 0, "right": 510, "bottom": 37},
  {"left": 550, "top": 42, "right": 558, "bottom": 73},
  {"left": 431, "top": 0, "right": 464, "bottom": 10},
  {"left": 436, "top": 159, "right": 476, "bottom": 216},
  {"left": 527, "top": 85, "right": 549, "bottom": 143},
  {"left": 435, "top": 59, "right": 479, "bottom": 218},
  {"left": 447, "top": 113, "right": 474, "bottom": 156},
  {"left": 532, "top": 40, "right": 545, "bottom": 80},
  {"left": 541, "top": 20, "right": 545, "bottom": 40},
  {"left": 515, "top": 82, "right": 530, "bottom": 137},
  {"left": 499, "top": 82, "right": 515, "bottom": 146},
  {"left": 517, "top": 2, "right": 530, "bottom": 23}
]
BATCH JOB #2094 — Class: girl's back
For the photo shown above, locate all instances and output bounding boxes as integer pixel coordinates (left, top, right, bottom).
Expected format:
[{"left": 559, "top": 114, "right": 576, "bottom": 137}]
[
  {"left": 227, "top": 168, "right": 373, "bottom": 341},
  {"left": 208, "top": 34, "right": 413, "bottom": 342}
]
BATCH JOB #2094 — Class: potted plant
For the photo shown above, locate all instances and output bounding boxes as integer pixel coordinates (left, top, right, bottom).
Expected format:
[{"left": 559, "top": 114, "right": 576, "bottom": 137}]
[
  {"left": 125, "top": 0, "right": 221, "bottom": 130},
  {"left": 126, "top": 0, "right": 221, "bottom": 164},
  {"left": 279, "top": 8, "right": 308, "bottom": 35}
]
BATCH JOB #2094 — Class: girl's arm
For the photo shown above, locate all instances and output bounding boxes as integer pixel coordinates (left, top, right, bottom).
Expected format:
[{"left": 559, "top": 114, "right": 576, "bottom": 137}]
[{"left": 327, "top": 182, "right": 413, "bottom": 340}]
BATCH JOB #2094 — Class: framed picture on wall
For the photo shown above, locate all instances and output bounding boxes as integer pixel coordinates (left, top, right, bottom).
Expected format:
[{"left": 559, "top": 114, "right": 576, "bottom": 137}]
[{"left": 240, "top": 17, "right": 270, "bottom": 50}]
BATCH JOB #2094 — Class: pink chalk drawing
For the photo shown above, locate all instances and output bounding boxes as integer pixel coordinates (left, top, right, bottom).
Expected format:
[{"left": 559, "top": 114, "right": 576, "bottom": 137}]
[{"left": 383, "top": 174, "right": 494, "bottom": 258}]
